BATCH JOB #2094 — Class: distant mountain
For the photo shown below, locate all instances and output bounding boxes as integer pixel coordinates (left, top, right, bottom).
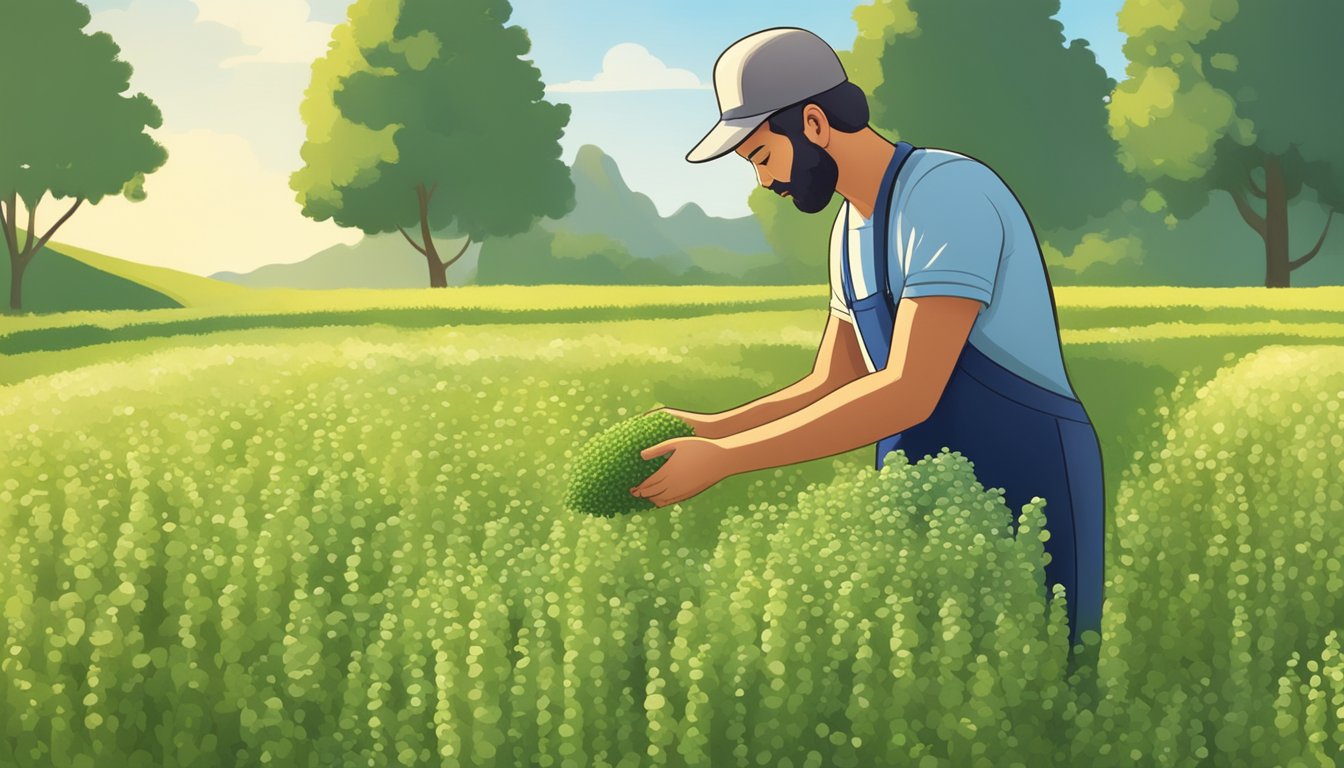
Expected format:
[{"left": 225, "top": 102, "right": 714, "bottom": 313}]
[
  {"left": 212, "top": 234, "right": 479, "bottom": 289},
  {"left": 212, "top": 145, "right": 768, "bottom": 289},
  {"left": 552, "top": 145, "right": 769, "bottom": 261}
]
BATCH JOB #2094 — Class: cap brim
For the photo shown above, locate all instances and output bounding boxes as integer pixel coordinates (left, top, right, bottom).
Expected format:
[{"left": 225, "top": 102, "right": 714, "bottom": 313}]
[{"left": 686, "top": 113, "right": 772, "bottom": 163}]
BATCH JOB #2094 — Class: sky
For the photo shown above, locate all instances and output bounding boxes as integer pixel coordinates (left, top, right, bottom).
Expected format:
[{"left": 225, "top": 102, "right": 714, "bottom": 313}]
[{"left": 36, "top": 0, "right": 1127, "bottom": 276}]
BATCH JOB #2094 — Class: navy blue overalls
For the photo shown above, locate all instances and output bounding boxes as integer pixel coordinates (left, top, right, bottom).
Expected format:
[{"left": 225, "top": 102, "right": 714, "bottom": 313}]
[{"left": 840, "top": 141, "right": 1105, "bottom": 647}]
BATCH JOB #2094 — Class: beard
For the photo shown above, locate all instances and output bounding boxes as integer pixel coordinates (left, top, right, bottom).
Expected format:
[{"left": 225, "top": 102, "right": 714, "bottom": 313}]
[{"left": 767, "top": 131, "right": 839, "bottom": 214}]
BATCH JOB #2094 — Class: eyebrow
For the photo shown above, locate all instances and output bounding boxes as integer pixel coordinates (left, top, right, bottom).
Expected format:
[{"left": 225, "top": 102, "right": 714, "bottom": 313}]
[{"left": 746, "top": 144, "right": 766, "bottom": 161}]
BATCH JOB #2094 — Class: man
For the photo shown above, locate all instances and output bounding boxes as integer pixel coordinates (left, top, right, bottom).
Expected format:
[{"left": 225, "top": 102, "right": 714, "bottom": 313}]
[{"left": 630, "top": 27, "right": 1104, "bottom": 646}]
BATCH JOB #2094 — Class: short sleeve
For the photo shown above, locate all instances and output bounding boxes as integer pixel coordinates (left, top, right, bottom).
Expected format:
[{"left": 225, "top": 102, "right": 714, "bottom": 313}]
[
  {"left": 891, "top": 160, "right": 1005, "bottom": 307},
  {"left": 827, "top": 207, "right": 851, "bottom": 318}
]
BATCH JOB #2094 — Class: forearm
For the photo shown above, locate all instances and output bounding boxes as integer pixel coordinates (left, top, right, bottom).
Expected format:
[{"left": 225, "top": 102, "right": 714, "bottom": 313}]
[
  {"left": 719, "top": 372, "right": 930, "bottom": 475},
  {"left": 704, "top": 373, "right": 840, "bottom": 437}
]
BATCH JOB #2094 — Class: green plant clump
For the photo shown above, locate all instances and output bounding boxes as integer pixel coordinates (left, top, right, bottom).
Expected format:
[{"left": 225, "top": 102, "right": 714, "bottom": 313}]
[{"left": 564, "top": 411, "right": 696, "bottom": 517}]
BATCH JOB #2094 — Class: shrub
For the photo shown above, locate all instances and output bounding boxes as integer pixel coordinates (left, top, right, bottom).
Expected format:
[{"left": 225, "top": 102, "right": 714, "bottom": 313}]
[{"left": 1074, "top": 345, "right": 1344, "bottom": 764}]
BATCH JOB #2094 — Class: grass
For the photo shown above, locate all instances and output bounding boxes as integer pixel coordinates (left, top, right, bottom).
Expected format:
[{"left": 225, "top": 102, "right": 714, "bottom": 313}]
[{"left": 2, "top": 282, "right": 1340, "bottom": 765}]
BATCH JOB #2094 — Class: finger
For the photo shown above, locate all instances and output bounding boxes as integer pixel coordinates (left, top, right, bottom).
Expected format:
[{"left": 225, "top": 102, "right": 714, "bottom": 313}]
[
  {"left": 648, "top": 485, "right": 685, "bottom": 507},
  {"left": 633, "top": 474, "right": 669, "bottom": 497},
  {"left": 639, "top": 443, "right": 671, "bottom": 461},
  {"left": 633, "top": 467, "right": 671, "bottom": 496},
  {"left": 640, "top": 437, "right": 688, "bottom": 461}
]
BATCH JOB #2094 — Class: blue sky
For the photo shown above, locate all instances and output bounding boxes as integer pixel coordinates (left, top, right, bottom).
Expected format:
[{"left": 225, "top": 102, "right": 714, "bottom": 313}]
[{"left": 63, "top": 0, "right": 1126, "bottom": 275}]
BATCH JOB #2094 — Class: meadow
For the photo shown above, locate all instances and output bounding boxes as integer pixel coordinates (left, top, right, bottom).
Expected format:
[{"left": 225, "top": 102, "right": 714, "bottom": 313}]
[{"left": 1, "top": 285, "right": 1341, "bottom": 766}]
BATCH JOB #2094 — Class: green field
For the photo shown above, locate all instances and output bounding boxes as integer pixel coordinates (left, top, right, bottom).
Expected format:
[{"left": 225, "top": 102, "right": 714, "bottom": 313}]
[{"left": 2, "top": 284, "right": 1341, "bottom": 766}]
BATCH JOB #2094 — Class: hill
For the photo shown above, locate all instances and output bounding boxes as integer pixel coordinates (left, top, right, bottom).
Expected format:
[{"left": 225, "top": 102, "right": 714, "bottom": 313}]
[
  {"left": 212, "top": 145, "right": 770, "bottom": 289},
  {"left": 3, "top": 228, "right": 248, "bottom": 314},
  {"left": 211, "top": 234, "right": 480, "bottom": 290}
]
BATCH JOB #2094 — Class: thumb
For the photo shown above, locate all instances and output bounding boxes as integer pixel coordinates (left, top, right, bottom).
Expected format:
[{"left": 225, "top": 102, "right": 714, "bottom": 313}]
[{"left": 640, "top": 439, "right": 681, "bottom": 460}]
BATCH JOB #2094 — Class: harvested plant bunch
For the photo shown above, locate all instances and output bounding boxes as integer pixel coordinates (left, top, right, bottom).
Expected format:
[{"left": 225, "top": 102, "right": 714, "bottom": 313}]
[{"left": 564, "top": 411, "right": 696, "bottom": 516}]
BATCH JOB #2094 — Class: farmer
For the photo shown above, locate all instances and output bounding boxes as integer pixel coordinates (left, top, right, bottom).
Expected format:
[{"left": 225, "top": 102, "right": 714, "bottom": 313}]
[{"left": 630, "top": 27, "right": 1105, "bottom": 646}]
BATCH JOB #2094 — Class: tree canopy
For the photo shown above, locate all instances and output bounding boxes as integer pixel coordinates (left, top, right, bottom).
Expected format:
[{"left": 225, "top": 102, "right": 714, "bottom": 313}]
[
  {"left": 0, "top": 0, "right": 167, "bottom": 311},
  {"left": 862, "top": 0, "right": 1136, "bottom": 235},
  {"left": 1108, "top": 0, "right": 1342, "bottom": 286},
  {"left": 291, "top": 0, "right": 574, "bottom": 287}
]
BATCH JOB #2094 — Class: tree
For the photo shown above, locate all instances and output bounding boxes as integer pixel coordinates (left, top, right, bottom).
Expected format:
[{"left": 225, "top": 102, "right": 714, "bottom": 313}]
[
  {"left": 745, "top": 187, "right": 839, "bottom": 285},
  {"left": 0, "top": 0, "right": 167, "bottom": 312},
  {"left": 1109, "top": 0, "right": 1342, "bottom": 287},
  {"left": 290, "top": 0, "right": 574, "bottom": 288},
  {"left": 856, "top": 0, "right": 1136, "bottom": 235}
]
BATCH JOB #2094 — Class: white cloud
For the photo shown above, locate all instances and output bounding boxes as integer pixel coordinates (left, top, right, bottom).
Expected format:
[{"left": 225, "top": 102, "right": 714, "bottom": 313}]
[
  {"left": 194, "top": 0, "right": 334, "bottom": 67},
  {"left": 21, "top": 130, "right": 361, "bottom": 277},
  {"left": 547, "top": 43, "right": 710, "bottom": 93}
]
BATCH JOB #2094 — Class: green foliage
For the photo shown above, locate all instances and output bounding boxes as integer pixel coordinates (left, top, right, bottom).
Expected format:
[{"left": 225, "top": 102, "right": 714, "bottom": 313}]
[
  {"left": 3, "top": 297, "right": 1343, "bottom": 765},
  {"left": 1069, "top": 345, "right": 1344, "bottom": 764},
  {"left": 290, "top": 0, "right": 574, "bottom": 241},
  {"left": 744, "top": 186, "right": 838, "bottom": 285},
  {"left": 0, "top": 0, "right": 167, "bottom": 208},
  {"left": 1044, "top": 233, "right": 1146, "bottom": 284},
  {"left": 0, "top": 334, "right": 1083, "bottom": 765},
  {"left": 1042, "top": 194, "right": 1344, "bottom": 288},
  {"left": 478, "top": 231, "right": 762, "bottom": 286},
  {"left": 564, "top": 412, "right": 697, "bottom": 518},
  {"left": 0, "top": 0, "right": 168, "bottom": 309},
  {"left": 1109, "top": 0, "right": 1343, "bottom": 228},
  {"left": 852, "top": 0, "right": 1137, "bottom": 233}
]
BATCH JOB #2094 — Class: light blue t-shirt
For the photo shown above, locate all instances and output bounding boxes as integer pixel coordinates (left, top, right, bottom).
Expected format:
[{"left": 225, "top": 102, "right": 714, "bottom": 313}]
[{"left": 827, "top": 147, "right": 1076, "bottom": 399}]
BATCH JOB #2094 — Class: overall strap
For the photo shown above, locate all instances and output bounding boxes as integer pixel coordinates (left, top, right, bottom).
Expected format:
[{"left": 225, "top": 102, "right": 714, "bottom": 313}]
[
  {"left": 839, "top": 141, "right": 917, "bottom": 307},
  {"left": 871, "top": 141, "right": 917, "bottom": 304}
]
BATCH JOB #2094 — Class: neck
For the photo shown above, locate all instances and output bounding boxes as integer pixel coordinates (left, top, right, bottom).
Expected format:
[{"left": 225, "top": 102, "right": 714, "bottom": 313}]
[{"left": 830, "top": 128, "right": 895, "bottom": 220}]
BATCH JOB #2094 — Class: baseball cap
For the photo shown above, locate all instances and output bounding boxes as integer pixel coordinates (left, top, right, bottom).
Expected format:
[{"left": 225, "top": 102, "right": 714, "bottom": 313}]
[{"left": 686, "top": 27, "right": 849, "bottom": 164}]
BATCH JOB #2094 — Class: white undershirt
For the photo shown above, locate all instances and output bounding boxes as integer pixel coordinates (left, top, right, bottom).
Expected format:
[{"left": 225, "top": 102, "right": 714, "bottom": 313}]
[
  {"left": 829, "top": 201, "right": 877, "bottom": 318},
  {"left": 846, "top": 203, "right": 874, "bottom": 297},
  {"left": 828, "top": 201, "right": 879, "bottom": 372}
]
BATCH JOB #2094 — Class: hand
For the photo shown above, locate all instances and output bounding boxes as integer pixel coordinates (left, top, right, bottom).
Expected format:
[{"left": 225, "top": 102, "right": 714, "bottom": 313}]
[
  {"left": 641, "top": 406, "right": 730, "bottom": 439},
  {"left": 630, "top": 436, "right": 735, "bottom": 508}
]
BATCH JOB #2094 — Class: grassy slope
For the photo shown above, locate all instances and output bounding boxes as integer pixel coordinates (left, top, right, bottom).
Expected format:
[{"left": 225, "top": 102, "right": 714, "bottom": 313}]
[
  {"left": 3, "top": 230, "right": 183, "bottom": 313},
  {"left": 40, "top": 236, "right": 251, "bottom": 307}
]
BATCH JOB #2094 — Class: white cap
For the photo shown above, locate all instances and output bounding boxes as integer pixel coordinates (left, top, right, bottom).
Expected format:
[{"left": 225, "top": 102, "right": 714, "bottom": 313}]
[{"left": 686, "top": 27, "right": 849, "bottom": 164}]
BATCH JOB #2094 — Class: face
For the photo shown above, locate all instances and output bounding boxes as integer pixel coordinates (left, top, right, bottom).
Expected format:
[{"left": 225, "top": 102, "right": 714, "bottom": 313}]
[{"left": 733, "top": 108, "right": 839, "bottom": 214}]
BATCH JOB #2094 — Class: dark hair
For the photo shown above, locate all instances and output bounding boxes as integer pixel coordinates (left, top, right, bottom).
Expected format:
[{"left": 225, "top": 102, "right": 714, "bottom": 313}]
[{"left": 766, "top": 80, "right": 869, "bottom": 137}]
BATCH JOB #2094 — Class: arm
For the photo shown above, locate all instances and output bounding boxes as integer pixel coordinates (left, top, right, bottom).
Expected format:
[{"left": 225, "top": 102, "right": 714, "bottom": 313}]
[
  {"left": 690, "top": 309, "right": 869, "bottom": 438},
  {"left": 633, "top": 162, "right": 1005, "bottom": 506},
  {"left": 718, "top": 295, "right": 982, "bottom": 474}
]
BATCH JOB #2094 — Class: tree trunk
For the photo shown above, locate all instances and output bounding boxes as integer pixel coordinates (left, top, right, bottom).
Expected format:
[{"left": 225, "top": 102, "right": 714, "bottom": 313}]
[
  {"left": 426, "top": 251, "right": 448, "bottom": 288},
  {"left": 1262, "top": 154, "right": 1291, "bottom": 288},
  {"left": 2, "top": 194, "right": 84, "bottom": 312},
  {"left": 9, "top": 255, "right": 25, "bottom": 312},
  {"left": 418, "top": 189, "right": 448, "bottom": 288}
]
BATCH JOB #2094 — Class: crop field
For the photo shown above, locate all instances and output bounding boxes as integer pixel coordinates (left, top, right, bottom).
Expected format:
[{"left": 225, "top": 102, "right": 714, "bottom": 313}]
[{"left": 1, "top": 285, "right": 1341, "bottom": 766}]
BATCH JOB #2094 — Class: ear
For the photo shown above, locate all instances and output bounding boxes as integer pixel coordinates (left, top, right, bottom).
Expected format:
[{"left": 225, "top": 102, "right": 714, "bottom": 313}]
[{"left": 802, "top": 103, "right": 831, "bottom": 149}]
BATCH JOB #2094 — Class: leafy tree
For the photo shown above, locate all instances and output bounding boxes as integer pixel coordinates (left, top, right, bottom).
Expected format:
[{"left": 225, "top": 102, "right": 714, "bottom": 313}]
[
  {"left": 291, "top": 0, "right": 574, "bottom": 288},
  {"left": 746, "top": 188, "right": 840, "bottom": 285},
  {"left": 0, "top": 0, "right": 167, "bottom": 312},
  {"left": 1109, "top": 0, "right": 1342, "bottom": 287},
  {"left": 859, "top": 0, "right": 1136, "bottom": 235},
  {"left": 748, "top": 1, "right": 1132, "bottom": 286}
]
